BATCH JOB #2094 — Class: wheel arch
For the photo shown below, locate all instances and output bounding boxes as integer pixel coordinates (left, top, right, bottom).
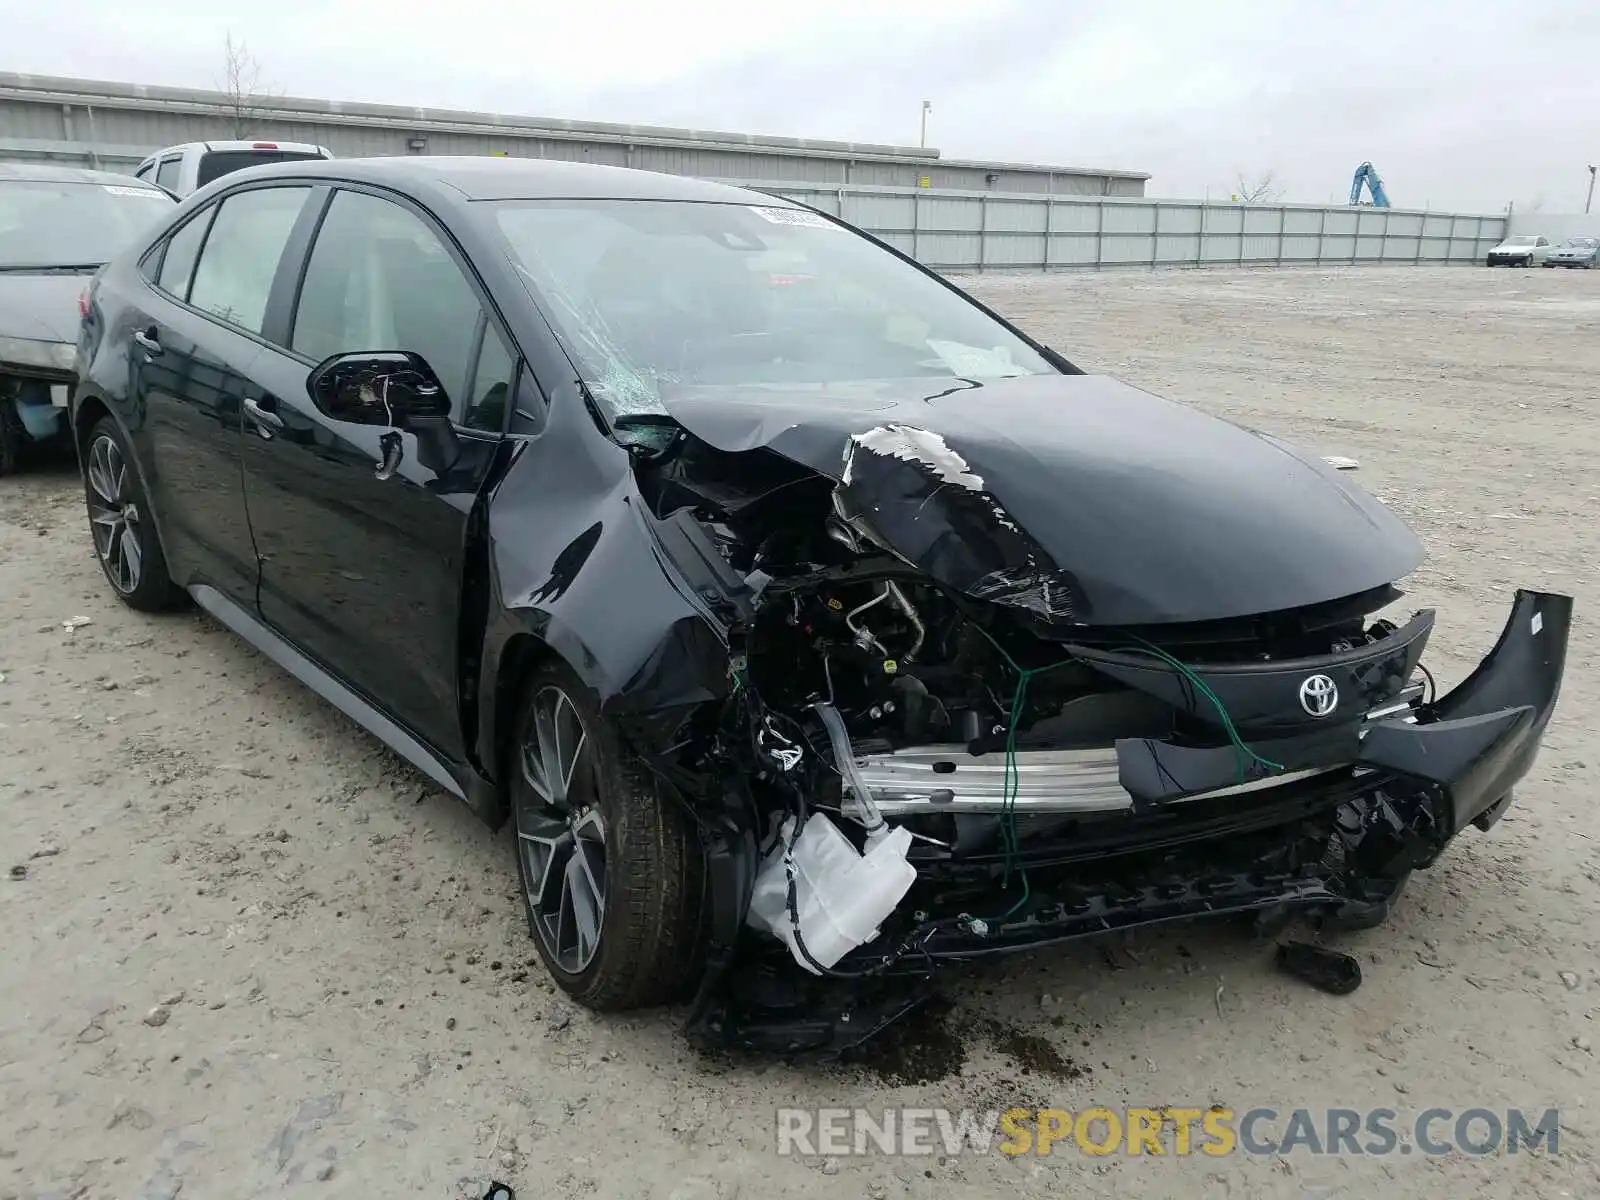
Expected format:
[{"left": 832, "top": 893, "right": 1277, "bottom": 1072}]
[{"left": 73, "top": 392, "right": 178, "bottom": 570}]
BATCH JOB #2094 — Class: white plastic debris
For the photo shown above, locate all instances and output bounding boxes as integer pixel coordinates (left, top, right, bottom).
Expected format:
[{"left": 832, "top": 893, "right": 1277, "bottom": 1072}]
[
  {"left": 746, "top": 813, "right": 917, "bottom": 974},
  {"left": 61, "top": 616, "right": 92, "bottom": 631},
  {"left": 1321, "top": 456, "right": 1360, "bottom": 471}
]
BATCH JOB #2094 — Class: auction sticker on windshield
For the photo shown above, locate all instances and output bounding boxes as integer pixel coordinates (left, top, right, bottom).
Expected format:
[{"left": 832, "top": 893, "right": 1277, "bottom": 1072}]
[
  {"left": 102, "top": 185, "right": 169, "bottom": 199},
  {"left": 748, "top": 206, "right": 837, "bottom": 229}
]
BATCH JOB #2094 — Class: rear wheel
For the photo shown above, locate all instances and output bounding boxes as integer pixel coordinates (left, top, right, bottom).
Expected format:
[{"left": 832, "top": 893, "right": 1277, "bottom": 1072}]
[
  {"left": 510, "top": 661, "right": 703, "bottom": 1011},
  {"left": 83, "top": 417, "right": 183, "bottom": 612}
]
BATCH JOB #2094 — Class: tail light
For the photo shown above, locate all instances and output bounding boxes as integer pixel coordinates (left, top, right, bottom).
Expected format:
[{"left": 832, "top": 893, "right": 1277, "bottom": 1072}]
[
  {"left": 77, "top": 287, "right": 91, "bottom": 318},
  {"left": 252, "top": 142, "right": 279, "bottom": 150}
]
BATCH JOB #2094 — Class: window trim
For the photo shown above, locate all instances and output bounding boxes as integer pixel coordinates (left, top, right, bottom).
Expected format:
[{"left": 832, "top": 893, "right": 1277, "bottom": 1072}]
[
  {"left": 153, "top": 155, "right": 182, "bottom": 192},
  {"left": 142, "top": 203, "right": 220, "bottom": 302},
  {"left": 282, "top": 181, "right": 524, "bottom": 435}
]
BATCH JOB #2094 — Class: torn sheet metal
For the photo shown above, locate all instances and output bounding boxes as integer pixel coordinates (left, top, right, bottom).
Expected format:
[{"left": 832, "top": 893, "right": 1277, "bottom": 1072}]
[{"left": 657, "top": 372, "right": 1424, "bottom": 626}]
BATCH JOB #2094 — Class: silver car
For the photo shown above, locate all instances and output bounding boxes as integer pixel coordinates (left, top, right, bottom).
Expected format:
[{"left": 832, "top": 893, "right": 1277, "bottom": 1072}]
[{"left": 1543, "top": 237, "right": 1599, "bottom": 268}]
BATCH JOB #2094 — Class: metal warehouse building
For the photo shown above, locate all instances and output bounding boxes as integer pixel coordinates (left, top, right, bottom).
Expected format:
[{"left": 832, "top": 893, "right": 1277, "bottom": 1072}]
[{"left": 0, "top": 71, "right": 1149, "bottom": 197}]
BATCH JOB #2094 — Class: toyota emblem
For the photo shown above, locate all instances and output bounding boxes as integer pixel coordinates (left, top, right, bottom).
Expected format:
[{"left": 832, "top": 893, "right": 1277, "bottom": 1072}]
[{"left": 1298, "top": 674, "right": 1338, "bottom": 717}]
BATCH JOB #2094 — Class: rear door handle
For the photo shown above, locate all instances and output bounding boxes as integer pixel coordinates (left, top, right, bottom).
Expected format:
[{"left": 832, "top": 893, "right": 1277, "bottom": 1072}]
[
  {"left": 243, "top": 396, "right": 284, "bottom": 436},
  {"left": 132, "top": 329, "right": 162, "bottom": 356}
]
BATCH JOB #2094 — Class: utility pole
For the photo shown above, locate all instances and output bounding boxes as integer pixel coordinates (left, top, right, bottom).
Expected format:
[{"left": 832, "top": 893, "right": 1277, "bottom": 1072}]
[
  {"left": 919, "top": 100, "right": 932, "bottom": 149},
  {"left": 1587, "top": 165, "right": 1596, "bottom": 215}
]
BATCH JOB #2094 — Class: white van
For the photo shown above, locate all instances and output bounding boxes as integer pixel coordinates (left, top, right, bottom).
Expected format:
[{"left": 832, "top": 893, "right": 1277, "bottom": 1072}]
[{"left": 133, "top": 140, "right": 334, "bottom": 198}]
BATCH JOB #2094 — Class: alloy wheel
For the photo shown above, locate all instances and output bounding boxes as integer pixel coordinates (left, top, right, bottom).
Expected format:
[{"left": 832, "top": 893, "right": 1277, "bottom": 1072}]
[
  {"left": 516, "top": 685, "right": 609, "bottom": 974},
  {"left": 86, "top": 434, "right": 143, "bottom": 594}
]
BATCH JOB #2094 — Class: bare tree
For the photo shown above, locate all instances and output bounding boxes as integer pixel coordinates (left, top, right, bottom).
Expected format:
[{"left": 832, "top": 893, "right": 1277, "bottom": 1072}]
[
  {"left": 1233, "top": 170, "right": 1284, "bottom": 204},
  {"left": 219, "top": 33, "right": 269, "bottom": 137}
]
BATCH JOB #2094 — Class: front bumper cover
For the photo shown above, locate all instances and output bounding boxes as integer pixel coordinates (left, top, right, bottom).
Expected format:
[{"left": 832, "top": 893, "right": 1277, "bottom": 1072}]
[{"left": 686, "top": 590, "right": 1571, "bottom": 1057}]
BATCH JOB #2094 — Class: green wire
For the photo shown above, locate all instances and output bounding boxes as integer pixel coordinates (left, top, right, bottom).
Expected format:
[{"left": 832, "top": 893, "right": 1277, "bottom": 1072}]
[
  {"left": 1114, "top": 635, "right": 1285, "bottom": 781},
  {"left": 959, "top": 621, "right": 1283, "bottom": 929}
]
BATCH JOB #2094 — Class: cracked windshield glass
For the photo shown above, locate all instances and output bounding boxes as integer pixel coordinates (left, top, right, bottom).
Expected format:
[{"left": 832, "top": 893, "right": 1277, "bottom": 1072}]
[{"left": 491, "top": 199, "right": 1053, "bottom": 419}]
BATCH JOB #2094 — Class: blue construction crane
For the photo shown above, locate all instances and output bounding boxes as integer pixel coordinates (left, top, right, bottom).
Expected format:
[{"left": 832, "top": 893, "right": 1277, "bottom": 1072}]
[{"left": 1349, "top": 162, "right": 1391, "bottom": 207}]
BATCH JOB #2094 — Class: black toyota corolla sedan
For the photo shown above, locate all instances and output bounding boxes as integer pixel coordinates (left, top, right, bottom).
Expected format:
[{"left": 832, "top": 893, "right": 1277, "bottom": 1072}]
[{"left": 72, "top": 156, "right": 1570, "bottom": 1054}]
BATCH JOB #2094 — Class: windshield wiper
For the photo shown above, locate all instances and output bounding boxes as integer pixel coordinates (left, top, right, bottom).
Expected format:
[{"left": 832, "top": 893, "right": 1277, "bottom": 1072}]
[{"left": 0, "top": 263, "right": 105, "bottom": 274}]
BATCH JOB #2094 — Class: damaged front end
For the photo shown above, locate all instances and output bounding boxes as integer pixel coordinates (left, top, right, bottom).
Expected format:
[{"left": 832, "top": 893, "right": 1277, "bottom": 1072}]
[{"left": 597, "top": 379, "right": 1571, "bottom": 1058}]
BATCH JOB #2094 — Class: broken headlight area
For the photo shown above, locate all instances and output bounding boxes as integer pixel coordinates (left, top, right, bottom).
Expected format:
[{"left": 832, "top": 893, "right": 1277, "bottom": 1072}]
[{"left": 619, "top": 427, "right": 1570, "bottom": 1058}]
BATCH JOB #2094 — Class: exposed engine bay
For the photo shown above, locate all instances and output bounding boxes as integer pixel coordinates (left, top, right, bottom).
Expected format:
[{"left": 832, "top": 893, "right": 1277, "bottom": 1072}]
[{"left": 612, "top": 411, "right": 1570, "bottom": 1056}]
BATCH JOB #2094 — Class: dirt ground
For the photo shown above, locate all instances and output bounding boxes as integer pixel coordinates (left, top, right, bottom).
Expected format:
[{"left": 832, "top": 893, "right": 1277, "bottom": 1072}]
[{"left": 2, "top": 265, "right": 1597, "bottom": 1199}]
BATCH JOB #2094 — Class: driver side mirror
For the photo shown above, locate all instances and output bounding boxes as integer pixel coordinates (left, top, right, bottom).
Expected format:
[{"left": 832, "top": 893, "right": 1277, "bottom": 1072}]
[
  {"left": 306, "top": 351, "right": 451, "bottom": 427},
  {"left": 306, "top": 351, "right": 460, "bottom": 475}
]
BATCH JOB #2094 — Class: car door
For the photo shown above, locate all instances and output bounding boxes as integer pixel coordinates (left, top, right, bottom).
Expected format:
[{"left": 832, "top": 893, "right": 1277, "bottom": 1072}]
[
  {"left": 127, "top": 184, "right": 313, "bottom": 602},
  {"left": 240, "top": 186, "right": 515, "bottom": 760}
]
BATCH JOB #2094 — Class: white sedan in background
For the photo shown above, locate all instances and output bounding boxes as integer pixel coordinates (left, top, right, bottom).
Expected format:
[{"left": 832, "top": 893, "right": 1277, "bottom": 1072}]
[{"left": 1486, "top": 234, "right": 1550, "bottom": 267}]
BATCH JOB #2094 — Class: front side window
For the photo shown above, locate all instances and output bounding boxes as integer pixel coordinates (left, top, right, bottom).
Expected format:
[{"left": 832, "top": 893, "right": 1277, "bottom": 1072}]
[
  {"left": 155, "top": 158, "right": 181, "bottom": 192},
  {"left": 487, "top": 199, "right": 1054, "bottom": 420},
  {"left": 187, "top": 186, "right": 310, "bottom": 334},
  {"left": 0, "top": 179, "right": 174, "bottom": 269},
  {"left": 291, "top": 189, "right": 484, "bottom": 419},
  {"left": 464, "top": 326, "right": 517, "bottom": 433}
]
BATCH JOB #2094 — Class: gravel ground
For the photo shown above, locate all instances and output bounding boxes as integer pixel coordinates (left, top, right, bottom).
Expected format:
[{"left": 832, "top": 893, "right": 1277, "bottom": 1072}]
[{"left": 1, "top": 265, "right": 1597, "bottom": 1199}]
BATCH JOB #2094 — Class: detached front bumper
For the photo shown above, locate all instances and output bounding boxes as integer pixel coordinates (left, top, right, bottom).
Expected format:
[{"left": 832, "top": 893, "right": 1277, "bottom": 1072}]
[
  {"left": 879, "top": 590, "right": 1570, "bottom": 950},
  {"left": 689, "top": 591, "right": 1571, "bottom": 1056}
]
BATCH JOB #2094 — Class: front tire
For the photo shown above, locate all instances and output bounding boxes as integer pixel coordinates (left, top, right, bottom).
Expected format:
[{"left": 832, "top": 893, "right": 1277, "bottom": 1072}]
[
  {"left": 83, "top": 417, "right": 183, "bottom": 612},
  {"left": 509, "top": 660, "right": 703, "bottom": 1011}
]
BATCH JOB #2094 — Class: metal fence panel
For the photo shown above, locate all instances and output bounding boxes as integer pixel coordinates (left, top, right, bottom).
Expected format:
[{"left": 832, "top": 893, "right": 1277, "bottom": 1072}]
[
  {"left": 1160, "top": 206, "right": 1204, "bottom": 235},
  {"left": 745, "top": 186, "right": 1505, "bottom": 271}
]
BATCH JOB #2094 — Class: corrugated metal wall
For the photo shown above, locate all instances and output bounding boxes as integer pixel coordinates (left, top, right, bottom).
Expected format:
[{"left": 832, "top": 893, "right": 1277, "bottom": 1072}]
[
  {"left": 752, "top": 184, "right": 1508, "bottom": 270},
  {"left": 0, "top": 71, "right": 1147, "bottom": 196}
]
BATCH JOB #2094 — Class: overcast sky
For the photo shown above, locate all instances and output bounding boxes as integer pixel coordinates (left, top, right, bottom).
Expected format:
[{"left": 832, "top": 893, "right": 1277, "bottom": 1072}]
[{"left": 5, "top": 0, "right": 1598, "bottom": 213}]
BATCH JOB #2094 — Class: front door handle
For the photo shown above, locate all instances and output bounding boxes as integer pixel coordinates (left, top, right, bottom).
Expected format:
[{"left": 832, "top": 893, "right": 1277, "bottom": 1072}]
[
  {"left": 132, "top": 328, "right": 162, "bottom": 356},
  {"left": 243, "top": 396, "right": 284, "bottom": 436}
]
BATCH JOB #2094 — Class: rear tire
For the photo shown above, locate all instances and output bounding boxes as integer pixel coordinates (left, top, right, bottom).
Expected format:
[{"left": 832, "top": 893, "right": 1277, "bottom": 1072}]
[
  {"left": 509, "top": 659, "right": 704, "bottom": 1011},
  {"left": 83, "top": 416, "right": 183, "bottom": 612}
]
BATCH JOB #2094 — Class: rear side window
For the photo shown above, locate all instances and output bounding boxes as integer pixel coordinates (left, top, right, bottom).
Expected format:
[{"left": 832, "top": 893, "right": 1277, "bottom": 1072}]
[
  {"left": 197, "top": 150, "right": 326, "bottom": 189},
  {"left": 187, "top": 186, "right": 310, "bottom": 334},
  {"left": 154, "top": 158, "right": 181, "bottom": 191},
  {"left": 155, "top": 210, "right": 214, "bottom": 300}
]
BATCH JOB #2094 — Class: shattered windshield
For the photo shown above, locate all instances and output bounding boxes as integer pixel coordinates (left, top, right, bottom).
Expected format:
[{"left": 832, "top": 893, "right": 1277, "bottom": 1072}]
[
  {"left": 0, "top": 180, "right": 173, "bottom": 269},
  {"left": 488, "top": 198, "right": 1054, "bottom": 419}
]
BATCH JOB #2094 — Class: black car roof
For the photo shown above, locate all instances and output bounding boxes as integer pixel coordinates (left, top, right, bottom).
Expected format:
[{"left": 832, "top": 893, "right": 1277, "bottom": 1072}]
[
  {"left": 0, "top": 161, "right": 167, "bottom": 189},
  {"left": 199, "top": 155, "right": 798, "bottom": 205}
]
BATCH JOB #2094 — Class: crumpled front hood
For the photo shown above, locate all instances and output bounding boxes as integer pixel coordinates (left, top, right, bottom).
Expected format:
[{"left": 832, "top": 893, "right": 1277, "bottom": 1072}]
[
  {"left": 0, "top": 273, "right": 91, "bottom": 345},
  {"left": 660, "top": 372, "right": 1424, "bottom": 626}
]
